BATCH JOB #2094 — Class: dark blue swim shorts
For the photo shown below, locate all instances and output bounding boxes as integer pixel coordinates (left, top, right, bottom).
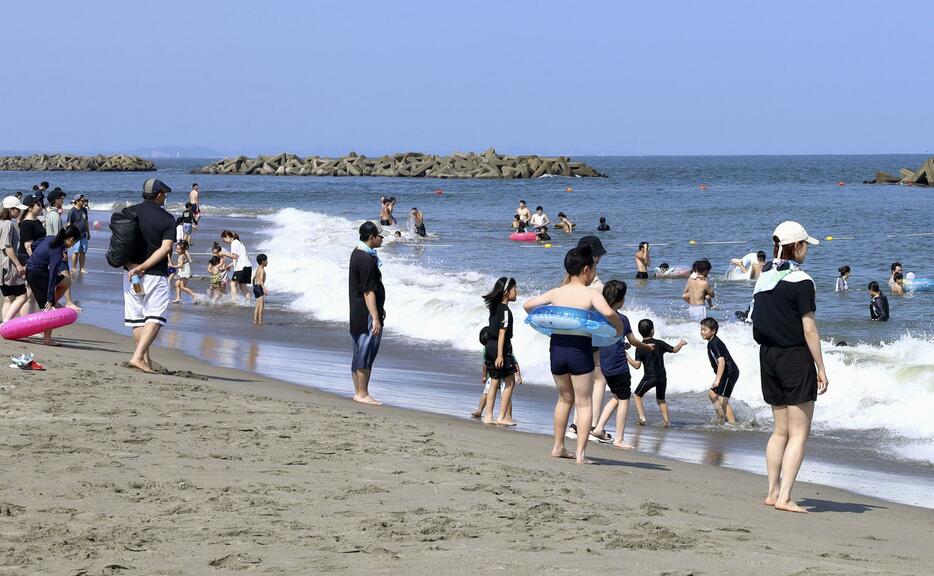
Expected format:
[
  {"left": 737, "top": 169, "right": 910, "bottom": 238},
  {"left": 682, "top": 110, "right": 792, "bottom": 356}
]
[{"left": 549, "top": 334, "right": 595, "bottom": 376}]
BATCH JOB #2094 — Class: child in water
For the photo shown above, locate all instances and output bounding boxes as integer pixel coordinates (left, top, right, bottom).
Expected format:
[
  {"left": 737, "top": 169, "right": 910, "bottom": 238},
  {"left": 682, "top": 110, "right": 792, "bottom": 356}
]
[
  {"left": 481, "top": 277, "right": 520, "bottom": 426},
  {"left": 252, "top": 254, "right": 268, "bottom": 324},
  {"left": 536, "top": 226, "right": 551, "bottom": 242},
  {"left": 589, "top": 280, "right": 655, "bottom": 448},
  {"left": 632, "top": 319, "right": 686, "bottom": 427},
  {"left": 868, "top": 281, "right": 889, "bottom": 321},
  {"left": 523, "top": 245, "right": 624, "bottom": 464},
  {"left": 556, "top": 212, "right": 575, "bottom": 234},
  {"left": 597, "top": 217, "right": 610, "bottom": 232},
  {"left": 700, "top": 317, "right": 738, "bottom": 425},
  {"left": 512, "top": 215, "right": 527, "bottom": 233},
  {"left": 171, "top": 240, "right": 196, "bottom": 304},
  {"left": 835, "top": 266, "right": 851, "bottom": 292},
  {"left": 891, "top": 272, "right": 905, "bottom": 296}
]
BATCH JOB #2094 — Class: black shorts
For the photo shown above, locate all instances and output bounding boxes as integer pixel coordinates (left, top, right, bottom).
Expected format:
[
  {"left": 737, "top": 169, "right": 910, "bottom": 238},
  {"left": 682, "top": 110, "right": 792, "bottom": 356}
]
[
  {"left": 550, "top": 334, "right": 594, "bottom": 376},
  {"left": 634, "top": 377, "right": 667, "bottom": 401},
  {"left": 1, "top": 284, "right": 27, "bottom": 297},
  {"left": 604, "top": 371, "right": 632, "bottom": 400},
  {"left": 232, "top": 267, "right": 252, "bottom": 285},
  {"left": 252, "top": 284, "right": 265, "bottom": 299},
  {"left": 486, "top": 352, "right": 518, "bottom": 381},
  {"left": 713, "top": 369, "right": 740, "bottom": 398},
  {"left": 635, "top": 271, "right": 649, "bottom": 279},
  {"left": 25, "top": 269, "right": 63, "bottom": 309},
  {"left": 760, "top": 345, "right": 817, "bottom": 406}
]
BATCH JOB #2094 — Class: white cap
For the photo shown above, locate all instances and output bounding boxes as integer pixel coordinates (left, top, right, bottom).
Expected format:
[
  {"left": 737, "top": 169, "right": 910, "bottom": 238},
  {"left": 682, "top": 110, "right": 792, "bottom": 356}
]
[
  {"left": 2, "top": 196, "right": 28, "bottom": 210},
  {"left": 773, "top": 221, "right": 818, "bottom": 246}
]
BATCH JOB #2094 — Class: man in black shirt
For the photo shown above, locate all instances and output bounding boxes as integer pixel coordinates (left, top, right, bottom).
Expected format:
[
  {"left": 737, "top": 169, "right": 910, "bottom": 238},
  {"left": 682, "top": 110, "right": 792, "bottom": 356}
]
[
  {"left": 124, "top": 178, "right": 176, "bottom": 373},
  {"left": 349, "top": 221, "right": 386, "bottom": 405}
]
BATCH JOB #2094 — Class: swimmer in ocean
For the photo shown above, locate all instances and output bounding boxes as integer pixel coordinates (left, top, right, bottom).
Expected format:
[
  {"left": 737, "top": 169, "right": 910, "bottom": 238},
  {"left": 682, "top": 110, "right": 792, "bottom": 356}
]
[
  {"left": 683, "top": 259, "right": 715, "bottom": 321},
  {"left": 635, "top": 242, "right": 650, "bottom": 279},
  {"left": 536, "top": 225, "right": 551, "bottom": 242},
  {"left": 597, "top": 217, "right": 610, "bottom": 232},
  {"left": 410, "top": 207, "right": 427, "bottom": 237},
  {"left": 556, "top": 212, "right": 575, "bottom": 234},
  {"left": 511, "top": 215, "right": 527, "bottom": 233},
  {"left": 523, "top": 244, "right": 624, "bottom": 464},
  {"left": 379, "top": 197, "right": 393, "bottom": 226},
  {"left": 516, "top": 200, "right": 531, "bottom": 225},
  {"left": 731, "top": 251, "right": 767, "bottom": 280},
  {"left": 888, "top": 262, "right": 902, "bottom": 292}
]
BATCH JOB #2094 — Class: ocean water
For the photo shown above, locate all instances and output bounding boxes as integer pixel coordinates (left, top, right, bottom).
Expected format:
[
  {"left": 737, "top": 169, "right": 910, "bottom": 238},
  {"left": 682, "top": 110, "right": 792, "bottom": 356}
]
[{"left": 3, "top": 155, "right": 933, "bottom": 468}]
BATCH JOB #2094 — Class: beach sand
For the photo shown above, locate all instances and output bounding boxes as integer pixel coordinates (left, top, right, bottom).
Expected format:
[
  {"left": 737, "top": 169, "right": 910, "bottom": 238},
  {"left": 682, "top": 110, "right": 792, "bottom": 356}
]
[{"left": 1, "top": 323, "right": 931, "bottom": 575}]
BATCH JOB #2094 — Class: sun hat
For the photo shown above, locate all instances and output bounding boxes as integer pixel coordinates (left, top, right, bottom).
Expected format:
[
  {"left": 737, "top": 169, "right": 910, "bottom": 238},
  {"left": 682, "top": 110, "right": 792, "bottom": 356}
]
[
  {"left": 2, "top": 196, "right": 28, "bottom": 210},
  {"left": 577, "top": 235, "right": 607, "bottom": 257}
]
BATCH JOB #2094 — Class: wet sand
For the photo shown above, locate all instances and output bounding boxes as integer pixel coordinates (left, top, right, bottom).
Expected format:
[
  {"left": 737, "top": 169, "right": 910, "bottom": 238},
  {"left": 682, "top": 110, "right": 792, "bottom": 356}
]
[{"left": 1, "top": 323, "right": 932, "bottom": 575}]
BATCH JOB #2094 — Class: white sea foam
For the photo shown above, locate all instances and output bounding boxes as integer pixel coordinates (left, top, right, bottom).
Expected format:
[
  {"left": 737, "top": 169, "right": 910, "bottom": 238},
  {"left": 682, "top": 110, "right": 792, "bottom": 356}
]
[
  {"left": 258, "top": 208, "right": 934, "bottom": 464},
  {"left": 88, "top": 201, "right": 274, "bottom": 217}
]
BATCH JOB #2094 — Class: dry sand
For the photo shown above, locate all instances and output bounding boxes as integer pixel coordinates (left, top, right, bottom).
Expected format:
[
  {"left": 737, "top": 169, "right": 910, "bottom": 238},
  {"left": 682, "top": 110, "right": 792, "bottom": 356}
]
[{"left": 1, "top": 323, "right": 931, "bottom": 575}]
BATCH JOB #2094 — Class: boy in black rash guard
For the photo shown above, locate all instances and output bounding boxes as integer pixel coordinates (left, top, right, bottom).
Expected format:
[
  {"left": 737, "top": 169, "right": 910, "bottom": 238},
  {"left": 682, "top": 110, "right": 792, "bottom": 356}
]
[
  {"left": 633, "top": 319, "right": 686, "bottom": 427},
  {"left": 700, "top": 317, "right": 739, "bottom": 425},
  {"left": 589, "top": 280, "right": 655, "bottom": 448},
  {"left": 868, "top": 281, "right": 889, "bottom": 321}
]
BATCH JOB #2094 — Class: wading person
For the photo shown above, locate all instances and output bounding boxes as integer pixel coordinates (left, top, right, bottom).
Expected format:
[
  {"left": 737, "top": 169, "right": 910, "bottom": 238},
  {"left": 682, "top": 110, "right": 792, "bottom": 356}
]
[
  {"left": 752, "top": 221, "right": 828, "bottom": 513},
  {"left": 349, "top": 221, "right": 386, "bottom": 405}
]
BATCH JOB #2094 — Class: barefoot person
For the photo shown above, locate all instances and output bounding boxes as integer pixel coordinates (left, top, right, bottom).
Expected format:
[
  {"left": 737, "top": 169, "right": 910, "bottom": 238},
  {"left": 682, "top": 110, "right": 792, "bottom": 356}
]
[
  {"left": 218, "top": 230, "right": 253, "bottom": 301},
  {"left": 481, "top": 277, "right": 519, "bottom": 426},
  {"left": 752, "top": 221, "right": 828, "bottom": 513},
  {"left": 124, "top": 178, "right": 176, "bottom": 373},
  {"left": 24, "top": 226, "right": 81, "bottom": 345},
  {"left": 524, "top": 245, "right": 623, "bottom": 464},
  {"left": 349, "top": 221, "right": 386, "bottom": 405}
]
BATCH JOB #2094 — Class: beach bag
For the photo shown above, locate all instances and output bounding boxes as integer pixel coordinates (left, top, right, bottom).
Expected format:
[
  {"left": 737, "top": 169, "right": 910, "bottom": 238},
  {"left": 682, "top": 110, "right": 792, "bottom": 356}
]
[{"left": 106, "top": 206, "right": 140, "bottom": 268}]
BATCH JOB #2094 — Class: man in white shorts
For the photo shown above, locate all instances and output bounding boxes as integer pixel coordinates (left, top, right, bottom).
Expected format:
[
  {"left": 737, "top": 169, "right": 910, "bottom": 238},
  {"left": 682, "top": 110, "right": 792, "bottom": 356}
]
[{"left": 124, "top": 178, "right": 176, "bottom": 373}]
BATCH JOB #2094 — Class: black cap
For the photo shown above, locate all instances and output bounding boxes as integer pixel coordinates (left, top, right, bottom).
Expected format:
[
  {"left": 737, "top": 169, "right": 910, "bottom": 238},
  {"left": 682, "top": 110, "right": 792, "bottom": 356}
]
[
  {"left": 359, "top": 221, "right": 384, "bottom": 240},
  {"left": 22, "top": 194, "right": 43, "bottom": 207},
  {"left": 143, "top": 178, "right": 171, "bottom": 196},
  {"left": 578, "top": 235, "right": 607, "bottom": 257},
  {"left": 47, "top": 187, "right": 67, "bottom": 203}
]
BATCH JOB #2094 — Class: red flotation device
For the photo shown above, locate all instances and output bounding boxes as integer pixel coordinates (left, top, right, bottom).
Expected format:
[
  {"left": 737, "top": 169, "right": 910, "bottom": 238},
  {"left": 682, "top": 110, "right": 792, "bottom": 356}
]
[{"left": 509, "top": 232, "right": 537, "bottom": 242}]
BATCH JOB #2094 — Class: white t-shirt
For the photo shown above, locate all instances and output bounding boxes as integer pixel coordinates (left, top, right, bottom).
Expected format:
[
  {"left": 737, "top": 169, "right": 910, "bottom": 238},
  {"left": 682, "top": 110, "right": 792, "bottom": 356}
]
[
  {"left": 530, "top": 213, "right": 549, "bottom": 227},
  {"left": 231, "top": 239, "right": 250, "bottom": 271},
  {"left": 176, "top": 224, "right": 184, "bottom": 242}
]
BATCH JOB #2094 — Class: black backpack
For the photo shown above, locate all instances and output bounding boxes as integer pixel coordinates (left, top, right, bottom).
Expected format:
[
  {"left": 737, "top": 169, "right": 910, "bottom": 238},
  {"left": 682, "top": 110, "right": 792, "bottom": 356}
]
[{"left": 106, "top": 206, "right": 140, "bottom": 268}]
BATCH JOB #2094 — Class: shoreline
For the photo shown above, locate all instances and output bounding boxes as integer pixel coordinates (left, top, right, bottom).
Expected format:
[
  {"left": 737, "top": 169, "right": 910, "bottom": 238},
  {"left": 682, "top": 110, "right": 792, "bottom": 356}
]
[
  {"left": 54, "top": 209, "right": 934, "bottom": 510},
  {"left": 2, "top": 322, "right": 933, "bottom": 574}
]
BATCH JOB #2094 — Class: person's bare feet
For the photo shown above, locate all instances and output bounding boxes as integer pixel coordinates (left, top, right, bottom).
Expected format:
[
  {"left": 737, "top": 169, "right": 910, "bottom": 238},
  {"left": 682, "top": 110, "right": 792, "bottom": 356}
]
[
  {"left": 127, "top": 358, "right": 154, "bottom": 373},
  {"left": 66, "top": 303, "right": 82, "bottom": 312},
  {"left": 550, "top": 449, "right": 574, "bottom": 459},
  {"left": 469, "top": 411, "right": 481, "bottom": 418},
  {"left": 496, "top": 418, "right": 517, "bottom": 426},
  {"left": 774, "top": 500, "right": 808, "bottom": 513},
  {"left": 613, "top": 441, "right": 635, "bottom": 450},
  {"left": 353, "top": 395, "right": 383, "bottom": 405},
  {"left": 661, "top": 420, "right": 671, "bottom": 428},
  {"left": 764, "top": 498, "right": 777, "bottom": 506},
  {"left": 576, "top": 458, "right": 596, "bottom": 465},
  {"left": 171, "top": 298, "right": 181, "bottom": 304},
  {"left": 42, "top": 339, "right": 61, "bottom": 347},
  {"left": 637, "top": 418, "right": 647, "bottom": 426}
]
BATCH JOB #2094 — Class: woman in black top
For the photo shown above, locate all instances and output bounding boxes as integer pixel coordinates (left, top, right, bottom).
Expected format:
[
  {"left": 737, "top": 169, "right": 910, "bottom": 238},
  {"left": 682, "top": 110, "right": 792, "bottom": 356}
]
[
  {"left": 481, "top": 276, "right": 518, "bottom": 426},
  {"left": 752, "top": 221, "right": 829, "bottom": 514},
  {"left": 18, "top": 195, "right": 47, "bottom": 264}
]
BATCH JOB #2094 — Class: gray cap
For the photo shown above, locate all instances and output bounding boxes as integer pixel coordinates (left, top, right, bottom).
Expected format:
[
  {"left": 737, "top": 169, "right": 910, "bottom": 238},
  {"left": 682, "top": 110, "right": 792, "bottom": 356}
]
[{"left": 143, "top": 178, "right": 171, "bottom": 197}]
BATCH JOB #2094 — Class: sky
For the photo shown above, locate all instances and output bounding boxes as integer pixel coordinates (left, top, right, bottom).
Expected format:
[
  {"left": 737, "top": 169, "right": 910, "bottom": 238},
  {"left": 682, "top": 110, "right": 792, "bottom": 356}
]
[{"left": 1, "top": 0, "right": 931, "bottom": 156}]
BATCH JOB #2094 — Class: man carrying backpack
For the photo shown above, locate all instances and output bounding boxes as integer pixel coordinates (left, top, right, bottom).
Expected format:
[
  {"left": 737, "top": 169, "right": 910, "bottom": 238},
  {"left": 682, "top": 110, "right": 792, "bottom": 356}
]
[{"left": 122, "top": 178, "right": 176, "bottom": 373}]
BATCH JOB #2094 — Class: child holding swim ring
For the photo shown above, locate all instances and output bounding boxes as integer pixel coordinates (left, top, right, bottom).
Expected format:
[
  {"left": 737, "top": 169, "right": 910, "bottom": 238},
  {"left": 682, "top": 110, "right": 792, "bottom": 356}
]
[
  {"left": 523, "top": 245, "right": 624, "bottom": 464},
  {"left": 481, "top": 277, "right": 519, "bottom": 426}
]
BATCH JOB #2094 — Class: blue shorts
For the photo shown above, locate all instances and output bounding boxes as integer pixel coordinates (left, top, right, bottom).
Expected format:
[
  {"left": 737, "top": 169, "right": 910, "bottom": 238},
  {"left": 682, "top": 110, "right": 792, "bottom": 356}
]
[
  {"left": 182, "top": 223, "right": 193, "bottom": 235},
  {"left": 71, "top": 237, "right": 89, "bottom": 254},
  {"left": 351, "top": 321, "right": 382, "bottom": 372},
  {"left": 549, "top": 334, "right": 594, "bottom": 376}
]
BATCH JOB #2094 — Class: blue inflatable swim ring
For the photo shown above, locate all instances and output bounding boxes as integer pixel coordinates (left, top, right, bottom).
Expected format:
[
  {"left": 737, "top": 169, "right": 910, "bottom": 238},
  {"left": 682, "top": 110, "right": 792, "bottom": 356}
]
[
  {"left": 904, "top": 278, "right": 933, "bottom": 292},
  {"left": 525, "top": 305, "right": 620, "bottom": 347}
]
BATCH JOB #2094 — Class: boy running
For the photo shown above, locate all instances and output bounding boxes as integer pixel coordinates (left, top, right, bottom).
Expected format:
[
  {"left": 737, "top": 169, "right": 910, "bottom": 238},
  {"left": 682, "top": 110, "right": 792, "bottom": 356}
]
[
  {"left": 700, "top": 317, "right": 738, "bottom": 425},
  {"left": 632, "top": 319, "right": 686, "bottom": 427}
]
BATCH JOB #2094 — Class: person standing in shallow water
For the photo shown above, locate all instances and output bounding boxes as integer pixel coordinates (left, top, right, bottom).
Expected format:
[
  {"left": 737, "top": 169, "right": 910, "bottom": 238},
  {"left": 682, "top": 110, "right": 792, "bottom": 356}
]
[
  {"left": 349, "top": 221, "right": 386, "bottom": 405},
  {"left": 752, "top": 221, "right": 828, "bottom": 513}
]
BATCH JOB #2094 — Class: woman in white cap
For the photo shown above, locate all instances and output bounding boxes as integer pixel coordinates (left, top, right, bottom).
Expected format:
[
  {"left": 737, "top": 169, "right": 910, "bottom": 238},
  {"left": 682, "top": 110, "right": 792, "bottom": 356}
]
[
  {"left": 751, "top": 221, "right": 829, "bottom": 513},
  {"left": 1, "top": 196, "right": 30, "bottom": 321}
]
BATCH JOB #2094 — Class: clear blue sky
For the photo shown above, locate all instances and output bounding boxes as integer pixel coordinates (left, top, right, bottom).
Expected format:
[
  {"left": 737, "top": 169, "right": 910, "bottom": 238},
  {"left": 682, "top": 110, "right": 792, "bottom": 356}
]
[{"left": 2, "top": 0, "right": 931, "bottom": 156}]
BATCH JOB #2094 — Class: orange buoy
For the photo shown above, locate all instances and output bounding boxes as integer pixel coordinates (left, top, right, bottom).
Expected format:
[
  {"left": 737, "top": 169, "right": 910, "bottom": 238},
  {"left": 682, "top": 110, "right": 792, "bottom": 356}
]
[
  {"left": 699, "top": 184, "right": 708, "bottom": 190},
  {"left": 434, "top": 188, "right": 444, "bottom": 196},
  {"left": 837, "top": 181, "right": 845, "bottom": 186},
  {"left": 566, "top": 186, "right": 573, "bottom": 192}
]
